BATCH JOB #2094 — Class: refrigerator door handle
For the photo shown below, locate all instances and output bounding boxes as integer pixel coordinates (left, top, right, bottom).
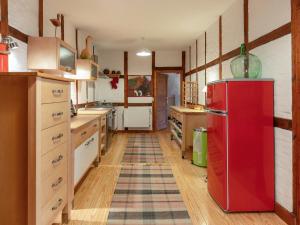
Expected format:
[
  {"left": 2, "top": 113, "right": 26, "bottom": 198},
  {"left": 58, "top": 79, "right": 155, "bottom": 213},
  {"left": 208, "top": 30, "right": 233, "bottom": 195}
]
[{"left": 206, "top": 109, "right": 227, "bottom": 116}]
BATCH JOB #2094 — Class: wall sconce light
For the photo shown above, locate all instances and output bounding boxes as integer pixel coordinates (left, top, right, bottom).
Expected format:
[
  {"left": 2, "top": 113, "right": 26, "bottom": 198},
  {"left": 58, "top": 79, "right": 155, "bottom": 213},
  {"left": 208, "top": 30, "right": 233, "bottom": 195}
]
[{"left": 2, "top": 36, "right": 19, "bottom": 50}]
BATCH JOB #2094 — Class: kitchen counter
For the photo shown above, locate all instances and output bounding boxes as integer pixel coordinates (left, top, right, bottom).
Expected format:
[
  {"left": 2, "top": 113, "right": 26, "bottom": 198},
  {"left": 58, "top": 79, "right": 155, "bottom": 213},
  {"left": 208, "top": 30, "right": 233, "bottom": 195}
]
[
  {"left": 77, "top": 108, "right": 112, "bottom": 116},
  {"left": 170, "top": 106, "right": 206, "bottom": 114},
  {"left": 71, "top": 115, "right": 100, "bottom": 132}
]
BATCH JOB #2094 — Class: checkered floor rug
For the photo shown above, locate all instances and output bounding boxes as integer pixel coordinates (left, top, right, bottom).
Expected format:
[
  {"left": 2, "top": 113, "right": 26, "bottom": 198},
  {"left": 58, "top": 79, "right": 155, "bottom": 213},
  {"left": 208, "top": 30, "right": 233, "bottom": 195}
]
[
  {"left": 122, "top": 134, "right": 164, "bottom": 163},
  {"left": 107, "top": 134, "right": 192, "bottom": 225}
]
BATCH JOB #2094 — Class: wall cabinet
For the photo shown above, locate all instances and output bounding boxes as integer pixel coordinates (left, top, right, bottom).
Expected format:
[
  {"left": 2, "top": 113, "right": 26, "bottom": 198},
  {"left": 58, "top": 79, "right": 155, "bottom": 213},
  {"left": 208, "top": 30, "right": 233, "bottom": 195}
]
[
  {"left": 28, "top": 37, "right": 77, "bottom": 75},
  {"left": 76, "top": 59, "right": 99, "bottom": 80}
]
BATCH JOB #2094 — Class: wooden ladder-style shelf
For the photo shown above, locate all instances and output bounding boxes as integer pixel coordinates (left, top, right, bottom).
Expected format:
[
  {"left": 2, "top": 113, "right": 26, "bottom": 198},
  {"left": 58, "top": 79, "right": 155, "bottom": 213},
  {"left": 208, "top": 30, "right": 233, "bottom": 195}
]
[{"left": 183, "top": 81, "right": 198, "bottom": 107}]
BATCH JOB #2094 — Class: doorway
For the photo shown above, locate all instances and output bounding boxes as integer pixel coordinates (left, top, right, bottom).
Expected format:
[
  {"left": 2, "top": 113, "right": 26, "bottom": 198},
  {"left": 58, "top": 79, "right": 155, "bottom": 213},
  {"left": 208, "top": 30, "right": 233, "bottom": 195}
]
[{"left": 154, "top": 71, "right": 181, "bottom": 131}]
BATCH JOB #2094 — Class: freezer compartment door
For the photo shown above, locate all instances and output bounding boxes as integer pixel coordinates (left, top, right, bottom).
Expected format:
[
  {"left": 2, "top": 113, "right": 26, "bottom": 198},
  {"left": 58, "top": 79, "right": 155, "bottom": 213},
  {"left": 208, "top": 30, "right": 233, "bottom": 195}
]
[
  {"left": 207, "top": 82, "right": 227, "bottom": 112},
  {"left": 207, "top": 112, "right": 228, "bottom": 210}
]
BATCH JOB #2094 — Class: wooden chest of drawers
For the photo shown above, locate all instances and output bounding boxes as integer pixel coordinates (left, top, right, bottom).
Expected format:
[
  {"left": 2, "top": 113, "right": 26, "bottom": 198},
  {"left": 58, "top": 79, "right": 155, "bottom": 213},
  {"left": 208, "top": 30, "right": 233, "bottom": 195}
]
[{"left": 0, "top": 72, "right": 71, "bottom": 225}]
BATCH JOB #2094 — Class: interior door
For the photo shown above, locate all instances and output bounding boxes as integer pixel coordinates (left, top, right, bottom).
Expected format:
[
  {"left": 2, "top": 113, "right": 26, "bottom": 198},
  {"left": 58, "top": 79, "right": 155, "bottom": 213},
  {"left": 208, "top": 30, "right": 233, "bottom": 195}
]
[{"left": 156, "top": 73, "right": 168, "bottom": 130}]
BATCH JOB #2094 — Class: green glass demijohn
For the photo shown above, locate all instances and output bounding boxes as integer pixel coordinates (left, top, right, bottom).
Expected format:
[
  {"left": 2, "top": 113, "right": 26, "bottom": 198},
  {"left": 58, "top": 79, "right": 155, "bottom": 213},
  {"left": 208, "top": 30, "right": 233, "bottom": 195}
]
[{"left": 230, "top": 44, "right": 262, "bottom": 79}]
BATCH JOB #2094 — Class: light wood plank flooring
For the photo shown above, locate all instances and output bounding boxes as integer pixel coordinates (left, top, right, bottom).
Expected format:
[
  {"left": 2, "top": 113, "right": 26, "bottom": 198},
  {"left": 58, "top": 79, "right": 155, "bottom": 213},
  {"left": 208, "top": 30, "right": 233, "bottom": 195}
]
[{"left": 67, "top": 131, "right": 286, "bottom": 225}]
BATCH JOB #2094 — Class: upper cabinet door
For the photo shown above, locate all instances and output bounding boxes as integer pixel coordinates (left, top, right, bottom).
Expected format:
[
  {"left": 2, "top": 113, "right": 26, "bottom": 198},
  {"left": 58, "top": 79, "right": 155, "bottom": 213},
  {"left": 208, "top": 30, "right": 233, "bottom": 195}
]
[{"left": 207, "top": 82, "right": 227, "bottom": 112}]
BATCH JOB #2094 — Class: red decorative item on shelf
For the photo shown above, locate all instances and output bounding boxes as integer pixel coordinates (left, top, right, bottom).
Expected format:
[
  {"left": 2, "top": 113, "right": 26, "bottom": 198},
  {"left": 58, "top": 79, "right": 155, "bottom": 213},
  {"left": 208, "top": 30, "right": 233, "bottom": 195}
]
[
  {"left": 110, "top": 77, "right": 119, "bottom": 89},
  {"left": 0, "top": 43, "right": 9, "bottom": 72}
]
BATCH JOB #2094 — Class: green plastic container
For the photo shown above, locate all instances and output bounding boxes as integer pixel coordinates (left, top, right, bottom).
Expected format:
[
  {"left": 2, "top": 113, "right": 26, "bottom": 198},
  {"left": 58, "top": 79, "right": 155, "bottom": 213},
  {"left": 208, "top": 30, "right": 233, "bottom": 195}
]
[{"left": 192, "top": 128, "right": 207, "bottom": 167}]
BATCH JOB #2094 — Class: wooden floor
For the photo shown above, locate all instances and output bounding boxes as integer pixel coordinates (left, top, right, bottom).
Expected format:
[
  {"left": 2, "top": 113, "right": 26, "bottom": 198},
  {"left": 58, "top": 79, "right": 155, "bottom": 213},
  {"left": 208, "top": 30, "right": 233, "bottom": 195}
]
[{"left": 67, "top": 130, "right": 286, "bottom": 225}]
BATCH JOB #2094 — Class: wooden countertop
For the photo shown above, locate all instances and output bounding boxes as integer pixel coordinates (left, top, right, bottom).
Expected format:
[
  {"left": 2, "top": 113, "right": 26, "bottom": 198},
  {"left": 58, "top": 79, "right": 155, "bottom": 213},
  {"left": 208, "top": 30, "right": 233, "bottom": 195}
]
[
  {"left": 0, "top": 72, "right": 73, "bottom": 82},
  {"left": 170, "top": 106, "right": 206, "bottom": 114},
  {"left": 77, "top": 108, "right": 112, "bottom": 116},
  {"left": 71, "top": 115, "right": 100, "bottom": 132}
]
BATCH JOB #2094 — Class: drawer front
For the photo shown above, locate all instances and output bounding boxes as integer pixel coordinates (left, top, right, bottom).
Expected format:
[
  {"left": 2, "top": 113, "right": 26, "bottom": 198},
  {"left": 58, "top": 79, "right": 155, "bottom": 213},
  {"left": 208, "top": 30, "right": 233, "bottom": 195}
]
[
  {"left": 72, "top": 120, "right": 99, "bottom": 150},
  {"left": 42, "top": 143, "right": 67, "bottom": 179},
  {"left": 41, "top": 102, "right": 69, "bottom": 130},
  {"left": 41, "top": 164, "right": 67, "bottom": 206},
  {"left": 74, "top": 133, "right": 99, "bottom": 186},
  {"left": 42, "top": 186, "right": 67, "bottom": 225},
  {"left": 41, "top": 79, "right": 69, "bottom": 103},
  {"left": 42, "top": 123, "right": 69, "bottom": 155}
]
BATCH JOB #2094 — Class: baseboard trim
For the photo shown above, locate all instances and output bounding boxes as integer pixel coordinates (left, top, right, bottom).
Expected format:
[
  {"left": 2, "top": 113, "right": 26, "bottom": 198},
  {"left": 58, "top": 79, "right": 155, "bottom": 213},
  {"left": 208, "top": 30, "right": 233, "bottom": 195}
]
[
  {"left": 116, "top": 130, "right": 154, "bottom": 133},
  {"left": 274, "top": 202, "right": 296, "bottom": 225}
]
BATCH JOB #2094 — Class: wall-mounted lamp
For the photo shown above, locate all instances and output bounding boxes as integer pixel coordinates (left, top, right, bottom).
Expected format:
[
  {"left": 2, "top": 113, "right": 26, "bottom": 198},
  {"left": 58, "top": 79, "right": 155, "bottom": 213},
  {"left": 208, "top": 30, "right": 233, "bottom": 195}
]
[{"left": 2, "top": 36, "right": 19, "bottom": 50}]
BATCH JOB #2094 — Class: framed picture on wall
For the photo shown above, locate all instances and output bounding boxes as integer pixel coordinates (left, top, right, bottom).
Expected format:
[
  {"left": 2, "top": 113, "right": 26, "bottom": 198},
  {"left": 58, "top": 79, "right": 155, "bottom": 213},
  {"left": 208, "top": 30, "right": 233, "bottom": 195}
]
[{"left": 128, "top": 75, "right": 152, "bottom": 97}]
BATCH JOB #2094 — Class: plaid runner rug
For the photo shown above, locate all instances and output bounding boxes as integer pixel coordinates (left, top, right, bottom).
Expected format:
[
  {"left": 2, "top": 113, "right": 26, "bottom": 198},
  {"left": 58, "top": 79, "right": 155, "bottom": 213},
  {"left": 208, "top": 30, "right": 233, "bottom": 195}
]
[
  {"left": 122, "top": 134, "right": 164, "bottom": 163},
  {"left": 107, "top": 134, "right": 192, "bottom": 225},
  {"left": 107, "top": 164, "right": 192, "bottom": 225}
]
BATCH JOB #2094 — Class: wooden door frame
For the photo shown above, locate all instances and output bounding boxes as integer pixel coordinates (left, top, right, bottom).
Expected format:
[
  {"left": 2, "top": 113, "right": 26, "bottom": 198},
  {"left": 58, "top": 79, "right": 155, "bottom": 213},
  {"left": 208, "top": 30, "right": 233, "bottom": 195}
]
[{"left": 153, "top": 69, "right": 183, "bottom": 131}]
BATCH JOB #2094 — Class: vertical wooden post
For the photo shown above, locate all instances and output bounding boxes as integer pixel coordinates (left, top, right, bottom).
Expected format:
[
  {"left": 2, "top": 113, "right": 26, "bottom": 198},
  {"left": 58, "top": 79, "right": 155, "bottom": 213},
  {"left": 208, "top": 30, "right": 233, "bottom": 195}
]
[
  {"left": 219, "top": 16, "right": 223, "bottom": 80},
  {"left": 1, "top": 0, "right": 8, "bottom": 37},
  {"left": 152, "top": 51, "right": 156, "bottom": 131},
  {"left": 292, "top": 0, "right": 300, "bottom": 223},
  {"left": 124, "top": 51, "right": 128, "bottom": 108},
  {"left": 181, "top": 51, "right": 186, "bottom": 106},
  {"left": 244, "top": 0, "right": 249, "bottom": 48},
  {"left": 61, "top": 14, "right": 65, "bottom": 41},
  {"left": 39, "top": 0, "right": 43, "bottom": 37}
]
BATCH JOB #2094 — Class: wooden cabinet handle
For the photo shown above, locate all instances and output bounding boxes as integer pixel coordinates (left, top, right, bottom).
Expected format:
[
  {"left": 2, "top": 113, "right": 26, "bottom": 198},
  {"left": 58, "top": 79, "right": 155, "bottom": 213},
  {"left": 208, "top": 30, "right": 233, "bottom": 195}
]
[
  {"left": 52, "top": 89, "right": 64, "bottom": 96},
  {"left": 52, "top": 133, "right": 63, "bottom": 142},
  {"left": 81, "top": 131, "right": 87, "bottom": 136},
  {"left": 52, "top": 112, "right": 64, "bottom": 118},
  {"left": 52, "top": 155, "right": 63, "bottom": 165},
  {"left": 51, "top": 198, "right": 63, "bottom": 211},
  {"left": 52, "top": 177, "right": 63, "bottom": 188}
]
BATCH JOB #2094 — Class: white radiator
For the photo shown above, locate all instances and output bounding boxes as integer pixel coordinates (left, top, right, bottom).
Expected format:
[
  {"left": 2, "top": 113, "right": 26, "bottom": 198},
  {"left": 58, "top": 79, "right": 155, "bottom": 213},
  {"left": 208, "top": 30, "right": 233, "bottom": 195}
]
[{"left": 124, "top": 107, "right": 152, "bottom": 128}]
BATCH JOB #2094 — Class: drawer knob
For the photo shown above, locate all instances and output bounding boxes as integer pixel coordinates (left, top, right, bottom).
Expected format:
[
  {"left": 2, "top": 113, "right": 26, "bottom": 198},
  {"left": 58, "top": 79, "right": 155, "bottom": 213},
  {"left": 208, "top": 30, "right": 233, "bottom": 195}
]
[
  {"left": 52, "top": 89, "right": 64, "bottom": 96},
  {"left": 52, "top": 155, "right": 63, "bottom": 165},
  {"left": 81, "top": 131, "right": 87, "bottom": 136},
  {"left": 52, "top": 133, "right": 63, "bottom": 142},
  {"left": 85, "top": 137, "right": 95, "bottom": 147},
  {"left": 52, "top": 112, "right": 64, "bottom": 119},
  {"left": 51, "top": 198, "right": 63, "bottom": 211},
  {"left": 52, "top": 177, "right": 63, "bottom": 188}
]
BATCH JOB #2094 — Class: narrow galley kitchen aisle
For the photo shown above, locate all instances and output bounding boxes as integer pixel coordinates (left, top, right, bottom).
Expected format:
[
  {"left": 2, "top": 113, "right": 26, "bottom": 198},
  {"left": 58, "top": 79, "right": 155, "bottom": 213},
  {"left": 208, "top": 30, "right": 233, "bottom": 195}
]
[{"left": 68, "top": 132, "right": 285, "bottom": 225}]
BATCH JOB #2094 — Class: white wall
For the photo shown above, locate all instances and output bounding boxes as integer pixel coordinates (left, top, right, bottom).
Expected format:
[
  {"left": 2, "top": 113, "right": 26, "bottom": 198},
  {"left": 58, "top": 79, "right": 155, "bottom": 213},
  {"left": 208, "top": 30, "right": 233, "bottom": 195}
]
[
  {"left": 197, "top": 34, "right": 205, "bottom": 67},
  {"left": 128, "top": 51, "right": 152, "bottom": 75},
  {"left": 8, "top": 0, "right": 38, "bottom": 71},
  {"left": 156, "top": 50, "right": 182, "bottom": 67},
  {"left": 99, "top": 50, "right": 124, "bottom": 74},
  {"left": 206, "top": 20, "right": 219, "bottom": 63}
]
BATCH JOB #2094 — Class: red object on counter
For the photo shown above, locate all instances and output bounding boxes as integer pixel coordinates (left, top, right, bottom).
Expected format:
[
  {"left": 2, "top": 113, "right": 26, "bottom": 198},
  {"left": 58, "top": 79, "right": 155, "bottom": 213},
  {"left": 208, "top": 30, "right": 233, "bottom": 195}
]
[
  {"left": 0, "top": 43, "right": 8, "bottom": 72},
  {"left": 207, "top": 79, "right": 274, "bottom": 212}
]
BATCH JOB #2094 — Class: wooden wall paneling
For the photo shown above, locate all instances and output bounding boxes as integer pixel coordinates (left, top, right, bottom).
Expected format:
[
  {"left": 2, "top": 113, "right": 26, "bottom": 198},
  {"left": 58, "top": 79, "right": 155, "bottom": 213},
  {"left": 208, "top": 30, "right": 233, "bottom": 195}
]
[
  {"left": 61, "top": 14, "right": 65, "bottom": 41},
  {"left": 39, "top": 0, "right": 43, "bottom": 36},
  {"left": 75, "top": 29, "right": 79, "bottom": 58},
  {"left": 124, "top": 51, "right": 128, "bottom": 108},
  {"left": 189, "top": 46, "right": 192, "bottom": 75},
  {"left": 8, "top": 25, "right": 28, "bottom": 43},
  {"left": 248, "top": 23, "right": 291, "bottom": 51},
  {"left": 275, "top": 202, "right": 296, "bottom": 225},
  {"left": 292, "top": 0, "right": 300, "bottom": 223},
  {"left": 274, "top": 117, "right": 293, "bottom": 131},
  {"left": 244, "top": 0, "right": 249, "bottom": 48},
  {"left": 1, "top": 0, "right": 8, "bottom": 36},
  {"left": 219, "top": 16, "right": 222, "bottom": 80}
]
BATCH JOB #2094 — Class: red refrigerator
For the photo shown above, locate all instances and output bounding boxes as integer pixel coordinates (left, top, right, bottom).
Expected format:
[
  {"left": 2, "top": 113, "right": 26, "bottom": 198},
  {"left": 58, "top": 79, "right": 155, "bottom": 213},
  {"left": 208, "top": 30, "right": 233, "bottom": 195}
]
[{"left": 206, "top": 79, "right": 274, "bottom": 212}]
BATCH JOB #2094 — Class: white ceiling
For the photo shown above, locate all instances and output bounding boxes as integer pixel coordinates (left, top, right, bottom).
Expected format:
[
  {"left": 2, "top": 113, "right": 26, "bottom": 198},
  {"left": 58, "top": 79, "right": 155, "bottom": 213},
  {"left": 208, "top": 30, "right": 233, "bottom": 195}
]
[{"left": 45, "top": 0, "right": 235, "bottom": 51}]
